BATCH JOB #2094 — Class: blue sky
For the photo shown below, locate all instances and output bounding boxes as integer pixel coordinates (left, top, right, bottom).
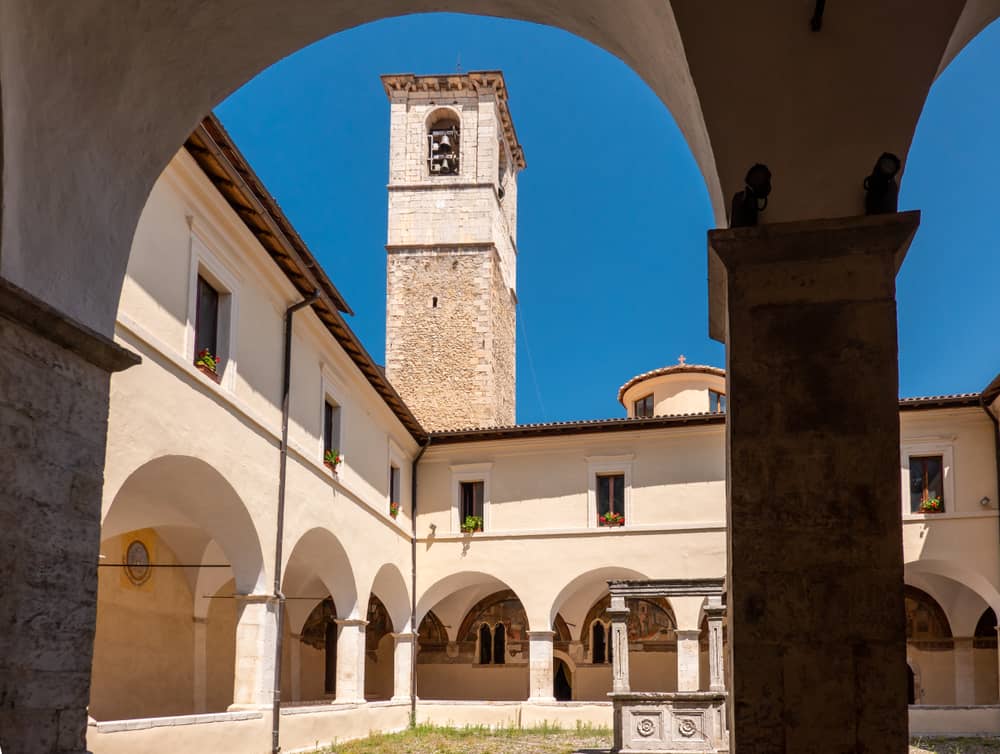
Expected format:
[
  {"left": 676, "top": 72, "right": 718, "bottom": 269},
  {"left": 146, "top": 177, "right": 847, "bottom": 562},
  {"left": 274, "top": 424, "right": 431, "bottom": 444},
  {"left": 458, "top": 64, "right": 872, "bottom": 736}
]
[{"left": 217, "top": 14, "right": 1000, "bottom": 424}]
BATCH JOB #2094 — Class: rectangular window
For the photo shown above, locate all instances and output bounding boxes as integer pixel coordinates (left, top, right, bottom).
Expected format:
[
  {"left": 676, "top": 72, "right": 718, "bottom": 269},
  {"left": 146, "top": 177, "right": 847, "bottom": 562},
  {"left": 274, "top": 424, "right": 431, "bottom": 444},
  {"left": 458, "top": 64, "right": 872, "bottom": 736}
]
[
  {"left": 195, "top": 274, "right": 220, "bottom": 361},
  {"left": 323, "top": 399, "right": 341, "bottom": 453},
  {"left": 597, "top": 473, "right": 625, "bottom": 525},
  {"left": 910, "top": 455, "right": 945, "bottom": 513},
  {"left": 634, "top": 394, "right": 654, "bottom": 418},
  {"left": 709, "top": 390, "right": 726, "bottom": 414},
  {"left": 390, "top": 465, "right": 401, "bottom": 504},
  {"left": 460, "top": 481, "right": 485, "bottom": 522}
]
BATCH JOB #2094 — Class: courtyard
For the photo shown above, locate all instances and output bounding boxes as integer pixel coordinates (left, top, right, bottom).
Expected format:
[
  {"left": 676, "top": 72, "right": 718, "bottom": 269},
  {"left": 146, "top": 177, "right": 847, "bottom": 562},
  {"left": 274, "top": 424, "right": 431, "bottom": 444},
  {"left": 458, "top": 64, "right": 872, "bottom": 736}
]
[{"left": 305, "top": 726, "right": 1000, "bottom": 754}]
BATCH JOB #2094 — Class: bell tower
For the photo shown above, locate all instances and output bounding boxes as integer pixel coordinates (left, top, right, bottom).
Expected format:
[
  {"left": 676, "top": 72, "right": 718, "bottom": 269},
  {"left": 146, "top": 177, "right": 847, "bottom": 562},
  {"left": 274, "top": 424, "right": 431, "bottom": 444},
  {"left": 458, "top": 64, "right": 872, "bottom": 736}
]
[{"left": 382, "top": 71, "right": 525, "bottom": 431}]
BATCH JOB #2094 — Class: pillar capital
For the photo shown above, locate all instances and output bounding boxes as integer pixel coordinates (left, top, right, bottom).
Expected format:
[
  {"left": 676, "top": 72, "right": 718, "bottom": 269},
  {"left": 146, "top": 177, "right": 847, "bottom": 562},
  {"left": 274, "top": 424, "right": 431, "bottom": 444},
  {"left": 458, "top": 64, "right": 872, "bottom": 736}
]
[
  {"left": 526, "top": 630, "right": 555, "bottom": 640},
  {"left": 707, "top": 210, "right": 920, "bottom": 342},
  {"left": 391, "top": 631, "right": 416, "bottom": 643},
  {"left": 233, "top": 593, "right": 276, "bottom": 606},
  {"left": 675, "top": 629, "right": 702, "bottom": 641},
  {"left": 334, "top": 618, "right": 368, "bottom": 628}
]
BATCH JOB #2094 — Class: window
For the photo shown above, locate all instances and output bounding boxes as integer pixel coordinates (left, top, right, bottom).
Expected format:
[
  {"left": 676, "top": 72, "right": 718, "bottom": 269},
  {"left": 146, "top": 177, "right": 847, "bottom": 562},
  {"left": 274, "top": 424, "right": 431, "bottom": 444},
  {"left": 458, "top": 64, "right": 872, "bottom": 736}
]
[
  {"left": 324, "top": 399, "right": 341, "bottom": 454},
  {"left": 592, "top": 622, "right": 607, "bottom": 664},
  {"left": 390, "top": 465, "right": 401, "bottom": 503},
  {"left": 461, "top": 481, "right": 485, "bottom": 523},
  {"left": 195, "top": 274, "right": 220, "bottom": 361},
  {"left": 492, "top": 623, "right": 506, "bottom": 665},
  {"left": 634, "top": 394, "right": 654, "bottom": 418},
  {"left": 709, "top": 390, "right": 726, "bottom": 414},
  {"left": 428, "top": 114, "right": 460, "bottom": 175},
  {"left": 597, "top": 473, "right": 625, "bottom": 526},
  {"left": 479, "top": 623, "right": 492, "bottom": 664},
  {"left": 910, "top": 455, "right": 945, "bottom": 513}
]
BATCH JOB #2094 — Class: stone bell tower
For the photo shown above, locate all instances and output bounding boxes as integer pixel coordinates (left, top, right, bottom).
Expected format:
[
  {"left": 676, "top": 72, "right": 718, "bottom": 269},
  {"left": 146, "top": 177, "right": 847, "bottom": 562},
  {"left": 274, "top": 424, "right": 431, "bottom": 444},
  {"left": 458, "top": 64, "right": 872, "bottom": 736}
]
[{"left": 382, "top": 71, "right": 524, "bottom": 431}]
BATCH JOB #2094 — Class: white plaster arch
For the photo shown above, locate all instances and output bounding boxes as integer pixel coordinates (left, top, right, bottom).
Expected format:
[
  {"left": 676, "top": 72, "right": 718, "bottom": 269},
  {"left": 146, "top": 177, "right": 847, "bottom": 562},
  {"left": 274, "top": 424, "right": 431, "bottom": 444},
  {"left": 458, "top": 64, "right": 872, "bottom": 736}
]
[
  {"left": 282, "top": 526, "right": 359, "bottom": 620},
  {"left": 905, "top": 558, "right": 1000, "bottom": 621},
  {"left": 366, "top": 562, "right": 412, "bottom": 633},
  {"left": 193, "top": 540, "right": 234, "bottom": 620},
  {"left": 416, "top": 570, "right": 531, "bottom": 633},
  {"left": 547, "top": 566, "right": 649, "bottom": 637},
  {"left": 101, "top": 455, "right": 266, "bottom": 593}
]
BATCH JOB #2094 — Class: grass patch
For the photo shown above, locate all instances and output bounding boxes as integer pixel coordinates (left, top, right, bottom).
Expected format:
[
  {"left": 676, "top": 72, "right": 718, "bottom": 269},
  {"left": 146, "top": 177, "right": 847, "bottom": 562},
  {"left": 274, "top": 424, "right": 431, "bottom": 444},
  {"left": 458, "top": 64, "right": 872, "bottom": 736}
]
[
  {"left": 910, "top": 737, "right": 1000, "bottom": 754},
  {"left": 311, "top": 722, "right": 611, "bottom": 754}
]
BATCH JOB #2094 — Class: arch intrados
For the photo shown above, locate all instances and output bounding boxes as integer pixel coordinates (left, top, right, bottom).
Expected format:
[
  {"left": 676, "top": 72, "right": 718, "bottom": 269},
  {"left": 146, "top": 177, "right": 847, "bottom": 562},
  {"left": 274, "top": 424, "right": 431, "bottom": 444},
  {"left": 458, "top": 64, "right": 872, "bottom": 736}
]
[
  {"left": 905, "top": 558, "right": 1000, "bottom": 616},
  {"left": 283, "top": 526, "right": 358, "bottom": 618},
  {"left": 416, "top": 570, "right": 525, "bottom": 627},
  {"left": 101, "top": 455, "right": 265, "bottom": 593},
  {"left": 367, "top": 562, "right": 412, "bottom": 633},
  {"left": 425, "top": 107, "right": 461, "bottom": 130},
  {"left": 548, "top": 565, "right": 649, "bottom": 626}
]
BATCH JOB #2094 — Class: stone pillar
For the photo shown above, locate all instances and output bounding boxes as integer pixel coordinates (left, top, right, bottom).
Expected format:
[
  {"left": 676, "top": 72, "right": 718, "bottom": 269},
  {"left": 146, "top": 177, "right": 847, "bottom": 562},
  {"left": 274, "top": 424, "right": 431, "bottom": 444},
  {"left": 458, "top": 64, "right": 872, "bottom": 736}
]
[
  {"left": 705, "top": 597, "right": 726, "bottom": 693},
  {"left": 391, "top": 632, "right": 415, "bottom": 702},
  {"left": 335, "top": 618, "right": 367, "bottom": 704},
  {"left": 608, "top": 595, "right": 630, "bottom": 694},
  {"left": 289, "top": 633, "right": 302, "bottom": 703},
  {"left": 527, "top": 631, "right": 556, "bottom": 702},
  {"left": 193, "top": 617, "right": 208, "bottom": 712},
  {"left": 676, "top": 630, "right": 702, "bottom": 692},
  {"left": 231, "top": 594, "right": 278, "bottom": 709},
  {"left": 954, "top": 638, "right": 976, "bottom": 705},
  {"left": 712, "top": 212, "right": 918, "bottom": 754},
  {"left": 0, "top": 279, "right": 138, "bottom": 753}
]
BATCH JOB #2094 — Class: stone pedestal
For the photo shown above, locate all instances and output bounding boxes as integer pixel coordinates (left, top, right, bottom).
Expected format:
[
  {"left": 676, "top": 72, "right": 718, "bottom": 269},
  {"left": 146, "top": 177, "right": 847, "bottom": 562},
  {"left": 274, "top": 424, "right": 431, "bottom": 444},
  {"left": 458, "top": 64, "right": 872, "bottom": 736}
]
[
  {"left": 676, "top": 630, "right": 702, "bottom": 692},
  {"left": 391, "top": 632, "right": 415, "bottom": 702},
  {"left": 613, "top": 692, "right": 728, "bottom": 754},
  {"left": 0, "top": 279, "right": 138, "bottom": 753},
  {"left": 231, "top": 594, "right": 279, "bottom": 709},
  {"left": 527, "top": 630, "right": 556, "bottom": 702},
  {"left": 335, "top": 619, "right": 367, "bottom": 704},
  {"left": 711, "top": 212, "right": 918, "bottom": 753}
]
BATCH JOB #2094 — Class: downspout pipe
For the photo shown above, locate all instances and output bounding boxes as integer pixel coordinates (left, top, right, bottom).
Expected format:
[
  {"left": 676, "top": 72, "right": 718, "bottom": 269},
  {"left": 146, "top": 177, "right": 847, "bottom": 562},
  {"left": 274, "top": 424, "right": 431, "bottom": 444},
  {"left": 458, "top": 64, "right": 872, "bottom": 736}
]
[
  {"left": 409, "top": 436, "right": 431, "bottom": 725},
  {"left": 272, "top": 290, "right": 320, "bottom": 754}
]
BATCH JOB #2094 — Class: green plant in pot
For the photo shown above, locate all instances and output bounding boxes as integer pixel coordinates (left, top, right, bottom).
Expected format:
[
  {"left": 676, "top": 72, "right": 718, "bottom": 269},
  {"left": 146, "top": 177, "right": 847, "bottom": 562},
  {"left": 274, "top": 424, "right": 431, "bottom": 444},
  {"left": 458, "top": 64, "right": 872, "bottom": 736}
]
[
  {"left": 324, "top": 449, "right": 342, "bottom": 472},
  {"left": 919, "top": 496, "right": 943, "bottom": 514},
  {"left": 461, "top": 515, "right": 483, "bottom": 533}
]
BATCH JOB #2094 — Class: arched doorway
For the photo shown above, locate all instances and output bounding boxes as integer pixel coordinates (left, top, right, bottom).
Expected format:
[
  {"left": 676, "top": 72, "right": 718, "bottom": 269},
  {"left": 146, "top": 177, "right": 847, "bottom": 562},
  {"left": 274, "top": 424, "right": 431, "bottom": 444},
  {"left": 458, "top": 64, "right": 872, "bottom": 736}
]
[{"left": 554, "top": 658, "right": 572, "bottom": 701}]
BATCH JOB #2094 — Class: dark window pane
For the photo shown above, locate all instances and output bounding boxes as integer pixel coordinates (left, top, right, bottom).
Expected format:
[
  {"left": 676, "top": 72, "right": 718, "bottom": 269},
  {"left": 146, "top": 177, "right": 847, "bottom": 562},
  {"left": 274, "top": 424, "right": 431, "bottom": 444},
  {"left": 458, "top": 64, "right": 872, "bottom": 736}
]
[
  {"left": 597, "top": 476, "right": 611, "bottom": 518},
  {"left": 479, "top": 624, "right": 492, "bottom": 664},
  {"left": 492, "top": 623, "right": 506, "bottom": 665},
  {"left": 195, "top": 275, "right": 219, "bottom": 358},
  {"left": 324, "top": 400, "right": 340, "bottom": 452},
  {"left": 461, "top": 481, "right": 484, "bottom": 521},
  {"left": 597, "top": 474, "right": 625, "bottom": 524},
  {"left": 390, "top": 466, "right": 400, "bottom": 504},
  {"left": 634, "top": 395, "right": 653, "bottom": 418},
  {"left": 909, "top": 456, "right": 945, "bottom": 513},
  {"left": 593, "top": 622, "right": 606, "bottom": 664}
]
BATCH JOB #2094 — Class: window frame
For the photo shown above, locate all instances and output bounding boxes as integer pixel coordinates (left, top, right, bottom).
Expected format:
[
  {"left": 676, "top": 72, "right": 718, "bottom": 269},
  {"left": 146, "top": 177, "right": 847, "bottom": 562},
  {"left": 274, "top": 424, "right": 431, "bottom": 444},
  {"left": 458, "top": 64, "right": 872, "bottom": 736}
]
[
  {"left": 186, "top": 231, "right": 240, "bottom": 390},
  {"left": 450, "top": 463, "right": 493, "bottom": 533},
  {"left": 633, "top": 394, "right": 654, "bottom": 418},
  {"left": 709, "top": 389, "right": 727, "bottom": 414},
  {"left": 901, "top": 441, "right": 955, "bottom": 518},
  {"left": 586, "top": 455, "right": 633, "bottom": 529},
  {"left": 319, "top": 370, "right": 346, "bottom": 470}
]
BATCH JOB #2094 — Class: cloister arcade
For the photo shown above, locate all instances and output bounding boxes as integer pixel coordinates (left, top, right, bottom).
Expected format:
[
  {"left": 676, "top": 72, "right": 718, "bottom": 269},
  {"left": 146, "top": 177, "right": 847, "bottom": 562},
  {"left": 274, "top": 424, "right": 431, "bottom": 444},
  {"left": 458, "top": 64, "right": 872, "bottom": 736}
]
[{"left": 5, "top": 3, "right": 1000, "bottom": 754}]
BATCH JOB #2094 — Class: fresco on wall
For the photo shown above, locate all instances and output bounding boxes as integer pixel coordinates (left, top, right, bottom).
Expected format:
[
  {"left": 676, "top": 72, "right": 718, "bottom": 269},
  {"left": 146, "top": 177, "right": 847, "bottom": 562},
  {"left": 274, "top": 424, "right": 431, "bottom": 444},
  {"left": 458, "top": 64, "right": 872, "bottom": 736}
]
[
  {"left": 366, "top": 594, "right": 392, "bottom": 652},
  {"left": 418, "top": 610, "right": 448, "bottom": 647},
  {"left": 905, "top": 586, "right": 952, "bottom": 640},
  {"left": 300, "top": 597, "right": 337, "bottom": 651},
  {"left": 582, "top": 594, "right": 676, "bottom": 649},
  {"left": 458, "top": 590, "right": 528, "bottom": 643}
]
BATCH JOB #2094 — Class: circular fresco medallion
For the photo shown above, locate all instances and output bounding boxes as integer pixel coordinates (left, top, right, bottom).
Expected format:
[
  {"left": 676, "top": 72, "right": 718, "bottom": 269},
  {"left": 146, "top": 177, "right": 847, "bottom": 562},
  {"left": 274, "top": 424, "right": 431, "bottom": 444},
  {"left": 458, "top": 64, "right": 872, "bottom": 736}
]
[{"left": 124, "top": 540, "right": 151, "bottom": 585}]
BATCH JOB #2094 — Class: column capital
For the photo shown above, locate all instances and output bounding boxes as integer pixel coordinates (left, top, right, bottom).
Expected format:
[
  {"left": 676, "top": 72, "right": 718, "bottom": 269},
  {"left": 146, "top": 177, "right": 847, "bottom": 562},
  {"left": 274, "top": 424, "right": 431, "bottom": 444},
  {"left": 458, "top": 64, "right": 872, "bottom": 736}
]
[
  {"left": 233, "top": 593, "right": 276, "bottom": 605},
  {"left": 335, "top": 618, "right": 368, "bottom": 628},
  {"left": 707, "top": 210, "right": 920, "bottom": 342},
  {"left": 675, "top": 629, "right": 702, "bottom": 641},
  {"left": 526, "top": 630, "right": 555, "bottom": 640},
  {"left": 391, "top": 631, "right": 416, "bottom": 642}
]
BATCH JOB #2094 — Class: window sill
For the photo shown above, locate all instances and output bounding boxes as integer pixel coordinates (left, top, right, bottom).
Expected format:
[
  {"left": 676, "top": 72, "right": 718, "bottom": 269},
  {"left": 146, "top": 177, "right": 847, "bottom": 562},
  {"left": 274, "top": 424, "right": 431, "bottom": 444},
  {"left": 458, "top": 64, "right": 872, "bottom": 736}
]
[{"left": 902, "top": 510, "right": 998, "bottom": 522}]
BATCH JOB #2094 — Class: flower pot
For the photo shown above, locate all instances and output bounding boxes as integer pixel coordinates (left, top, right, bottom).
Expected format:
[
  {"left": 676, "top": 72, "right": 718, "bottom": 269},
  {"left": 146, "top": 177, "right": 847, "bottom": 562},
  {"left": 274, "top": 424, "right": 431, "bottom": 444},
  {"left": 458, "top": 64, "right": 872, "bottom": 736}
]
[
  {"left": 323, "top": 461, "right": 340, "bottom": 474},
  {"left": 195, "top": 363, "right": 221, "bottom": 383}
]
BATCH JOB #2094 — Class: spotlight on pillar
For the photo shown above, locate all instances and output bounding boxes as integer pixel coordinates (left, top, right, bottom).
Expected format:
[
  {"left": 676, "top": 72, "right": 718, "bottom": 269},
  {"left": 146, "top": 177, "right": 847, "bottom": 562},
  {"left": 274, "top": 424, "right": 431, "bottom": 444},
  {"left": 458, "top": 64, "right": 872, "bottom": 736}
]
[
  {"left": 863, "top": 152, "right": 901, "bottom": 215},
  {"left": 729, "top": 163, "right": 772, "bottom": 228},
  {"left": 981, "top": 496, "right": 992, "bottom": 507}
]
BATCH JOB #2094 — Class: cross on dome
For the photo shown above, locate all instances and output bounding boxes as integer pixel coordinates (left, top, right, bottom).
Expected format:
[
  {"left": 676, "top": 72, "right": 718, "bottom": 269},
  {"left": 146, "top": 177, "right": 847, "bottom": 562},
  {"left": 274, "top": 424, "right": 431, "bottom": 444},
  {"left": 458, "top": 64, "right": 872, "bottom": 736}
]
[{"left": 678, "top": 354, "right": 686, "bottom": 365}]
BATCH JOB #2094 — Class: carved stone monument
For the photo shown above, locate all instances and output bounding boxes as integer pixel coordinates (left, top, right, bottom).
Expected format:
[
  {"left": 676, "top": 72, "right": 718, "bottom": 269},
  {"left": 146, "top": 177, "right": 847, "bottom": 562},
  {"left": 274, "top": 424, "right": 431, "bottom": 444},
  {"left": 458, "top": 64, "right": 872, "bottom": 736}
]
[{"left": 608, "top": 578, "right": 728, "bottom": 754}]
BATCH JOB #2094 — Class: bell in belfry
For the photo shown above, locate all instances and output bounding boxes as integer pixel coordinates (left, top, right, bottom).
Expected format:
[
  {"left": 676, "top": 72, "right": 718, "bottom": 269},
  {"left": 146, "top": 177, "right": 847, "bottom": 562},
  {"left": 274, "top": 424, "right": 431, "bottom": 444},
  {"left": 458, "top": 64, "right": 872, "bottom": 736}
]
[{"left": 437, "top": 134, "right": 452, "bottom": 153}]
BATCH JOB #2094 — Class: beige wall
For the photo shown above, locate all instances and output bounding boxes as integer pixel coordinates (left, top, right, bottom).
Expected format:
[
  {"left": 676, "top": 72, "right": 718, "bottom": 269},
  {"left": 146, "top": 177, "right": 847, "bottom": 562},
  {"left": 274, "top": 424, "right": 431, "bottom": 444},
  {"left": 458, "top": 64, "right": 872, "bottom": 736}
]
[{"left": 621, "top": 372, "right": 726, "bottom": 418}]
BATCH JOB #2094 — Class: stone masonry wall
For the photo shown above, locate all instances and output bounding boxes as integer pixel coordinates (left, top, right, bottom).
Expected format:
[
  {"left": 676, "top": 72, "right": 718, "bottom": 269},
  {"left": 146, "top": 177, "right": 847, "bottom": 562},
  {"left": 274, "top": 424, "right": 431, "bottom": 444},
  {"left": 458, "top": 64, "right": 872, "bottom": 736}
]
[
  {"left": 489, "top": 253, "right": 516, "bottom": 427},
  {"left": 0, "top": 315, "right": 115, "bottom": 753},
  {"left": 386, "top": 247, "right": 514, "bottom": 430}
]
